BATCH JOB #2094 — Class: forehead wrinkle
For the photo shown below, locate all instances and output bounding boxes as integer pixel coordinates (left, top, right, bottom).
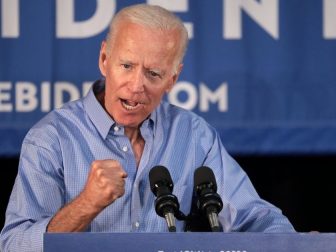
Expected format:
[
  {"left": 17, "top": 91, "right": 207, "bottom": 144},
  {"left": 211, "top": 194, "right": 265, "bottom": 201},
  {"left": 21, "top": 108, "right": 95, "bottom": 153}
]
[{"left": 110, "top": 22, "right": 179, "bottom": 74}]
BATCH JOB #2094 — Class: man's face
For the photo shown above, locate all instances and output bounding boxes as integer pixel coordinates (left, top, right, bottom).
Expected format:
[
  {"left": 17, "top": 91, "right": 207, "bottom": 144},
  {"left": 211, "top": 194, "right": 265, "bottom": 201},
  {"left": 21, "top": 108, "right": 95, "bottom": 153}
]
[{"left": 99, "top": 22, "right": 182, "bottom": 128}]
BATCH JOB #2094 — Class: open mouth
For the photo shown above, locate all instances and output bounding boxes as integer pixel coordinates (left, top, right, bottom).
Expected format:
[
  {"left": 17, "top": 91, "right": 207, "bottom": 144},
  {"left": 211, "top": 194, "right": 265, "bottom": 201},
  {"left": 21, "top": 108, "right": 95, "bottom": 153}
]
[{"left": 121, "top": 99, "right": 143, "bottom": 111}]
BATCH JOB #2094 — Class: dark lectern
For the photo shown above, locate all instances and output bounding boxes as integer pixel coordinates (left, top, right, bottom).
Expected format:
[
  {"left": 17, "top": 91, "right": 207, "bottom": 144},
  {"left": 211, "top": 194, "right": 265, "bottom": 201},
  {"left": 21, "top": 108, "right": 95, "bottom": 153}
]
[{"left": 44, "top": 232, "right": 336, "bottom": 252}]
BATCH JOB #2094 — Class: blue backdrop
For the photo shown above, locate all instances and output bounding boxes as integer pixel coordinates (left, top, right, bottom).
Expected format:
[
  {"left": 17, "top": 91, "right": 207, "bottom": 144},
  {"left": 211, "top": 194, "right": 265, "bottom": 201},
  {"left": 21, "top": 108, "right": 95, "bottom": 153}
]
[{"left": 1, "top": 0, "right": 336, "bottom": 156}]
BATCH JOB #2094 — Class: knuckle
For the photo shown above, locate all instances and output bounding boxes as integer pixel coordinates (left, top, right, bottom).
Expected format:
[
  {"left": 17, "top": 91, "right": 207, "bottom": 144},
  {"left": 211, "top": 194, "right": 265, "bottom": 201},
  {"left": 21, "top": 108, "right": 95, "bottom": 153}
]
[
  {"left": 91, "top": 160, "right": 101, "bottom": 169},
  {"left": 112, "top": 159, "right": 120, "bottom": 165},
  {"left": 111, "top": 159, "right": 121, "bottom": 168}
]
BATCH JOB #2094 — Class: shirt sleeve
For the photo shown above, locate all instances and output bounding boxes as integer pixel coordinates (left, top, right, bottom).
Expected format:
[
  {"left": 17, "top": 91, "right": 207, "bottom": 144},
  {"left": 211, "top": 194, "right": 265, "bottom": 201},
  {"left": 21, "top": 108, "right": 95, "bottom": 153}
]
[
  {"left": 0, "top": 133, "right": 65, "bottom": 252},
  {"left": 198, "top": 122, "right": 295, "bottom": 233}
]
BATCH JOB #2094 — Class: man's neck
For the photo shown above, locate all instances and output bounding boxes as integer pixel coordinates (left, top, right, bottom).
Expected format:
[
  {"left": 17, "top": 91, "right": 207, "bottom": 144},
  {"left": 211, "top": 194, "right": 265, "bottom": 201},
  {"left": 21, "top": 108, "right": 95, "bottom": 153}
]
[
  {"left": 125, "top": 127, "right": 145, "bottom": 168},
  {"left": 124, "top": 126, "right": 141, "bottom": 144},
  {"left": 96, "top": 90, "right": 146, "bottom": 167}
]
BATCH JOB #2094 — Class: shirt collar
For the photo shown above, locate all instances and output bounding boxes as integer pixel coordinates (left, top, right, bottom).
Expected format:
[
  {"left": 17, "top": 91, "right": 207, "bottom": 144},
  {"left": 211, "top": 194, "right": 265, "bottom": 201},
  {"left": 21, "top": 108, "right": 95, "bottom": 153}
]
[
  {"left": 83, "top": 80, "right": 114, "bottom": 139},
  {"left": 83, "top": 79, "right": 156, "bottom": 139}
]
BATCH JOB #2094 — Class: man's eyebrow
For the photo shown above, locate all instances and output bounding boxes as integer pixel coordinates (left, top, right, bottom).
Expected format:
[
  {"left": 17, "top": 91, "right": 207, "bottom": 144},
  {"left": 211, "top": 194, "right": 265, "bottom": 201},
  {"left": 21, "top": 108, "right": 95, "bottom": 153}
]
[
  {"left": 149, "top": 68, "right": 163, "bottom": 73},
  {"left": 119, "top": 58, "right": 133, "bottom": 64}
]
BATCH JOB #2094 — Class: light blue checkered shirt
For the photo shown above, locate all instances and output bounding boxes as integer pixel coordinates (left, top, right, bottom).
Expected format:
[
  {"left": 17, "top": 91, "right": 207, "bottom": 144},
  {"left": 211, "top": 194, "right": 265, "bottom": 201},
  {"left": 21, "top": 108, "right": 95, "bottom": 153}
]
[{"left": 0, "top": 80, "right": 295, "bottom": 251}]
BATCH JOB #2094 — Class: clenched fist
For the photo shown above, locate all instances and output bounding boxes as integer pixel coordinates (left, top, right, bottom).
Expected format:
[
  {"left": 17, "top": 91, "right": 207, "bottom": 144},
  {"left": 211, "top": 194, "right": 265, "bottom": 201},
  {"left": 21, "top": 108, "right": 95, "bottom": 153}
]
[
  {"left": 47, "top": 159, "right": 127, "bottom": 232},
  {"left": 81, "top": 159, "right": 128, "bottom": 211}
]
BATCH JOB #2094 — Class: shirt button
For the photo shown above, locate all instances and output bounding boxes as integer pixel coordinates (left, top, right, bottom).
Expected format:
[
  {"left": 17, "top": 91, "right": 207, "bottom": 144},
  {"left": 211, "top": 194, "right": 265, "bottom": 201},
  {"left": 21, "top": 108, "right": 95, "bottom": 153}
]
[
  {"left": 114, "top": 126, "right": 119, "bottom": 132},
  {"left": 122, "top": 146, "right": 128, "bottom": 152},
  {"left": 134, "top": 222, "right": 140, "bottom": 228}
]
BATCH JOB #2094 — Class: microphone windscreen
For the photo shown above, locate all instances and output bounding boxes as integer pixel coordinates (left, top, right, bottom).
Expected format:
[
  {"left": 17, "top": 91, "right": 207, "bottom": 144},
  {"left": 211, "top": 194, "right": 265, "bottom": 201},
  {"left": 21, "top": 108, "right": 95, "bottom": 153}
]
[
  {"left": 194, "top": 166, "right": 217, "bottom": 192},
  {"left": 149, "top": 165, "right": 173, "bottom": 195}
]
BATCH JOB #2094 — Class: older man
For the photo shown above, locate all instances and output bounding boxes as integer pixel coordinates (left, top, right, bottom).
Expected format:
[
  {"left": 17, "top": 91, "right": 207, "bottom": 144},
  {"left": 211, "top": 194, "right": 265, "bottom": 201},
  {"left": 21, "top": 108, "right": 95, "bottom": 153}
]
[{"left": 0, "top": 4, "right": 294, "bottom": 252}]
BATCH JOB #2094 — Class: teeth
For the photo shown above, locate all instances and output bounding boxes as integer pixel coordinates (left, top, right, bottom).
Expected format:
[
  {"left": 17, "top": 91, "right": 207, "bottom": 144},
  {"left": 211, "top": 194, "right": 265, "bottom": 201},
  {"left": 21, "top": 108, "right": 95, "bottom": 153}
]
[{"left": 121, "top": 99, "right": 140, "bottom": 110}]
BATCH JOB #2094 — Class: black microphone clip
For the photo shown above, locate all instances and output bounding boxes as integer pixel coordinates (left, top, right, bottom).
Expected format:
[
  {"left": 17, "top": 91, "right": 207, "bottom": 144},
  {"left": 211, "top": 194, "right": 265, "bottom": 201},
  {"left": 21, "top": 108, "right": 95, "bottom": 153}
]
[
  {"left": 189, "top": 166, "right": 223, "bottom": 232},
  {"left": 149, "top": 166, "right": 186, "bottom": 232}
]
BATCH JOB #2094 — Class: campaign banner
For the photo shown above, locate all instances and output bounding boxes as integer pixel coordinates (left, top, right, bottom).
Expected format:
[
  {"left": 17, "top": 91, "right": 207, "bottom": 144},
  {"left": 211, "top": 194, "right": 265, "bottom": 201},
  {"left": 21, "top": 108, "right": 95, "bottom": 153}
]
[{"left": 1, "top": 0, "right": 336, "bottom": 156}]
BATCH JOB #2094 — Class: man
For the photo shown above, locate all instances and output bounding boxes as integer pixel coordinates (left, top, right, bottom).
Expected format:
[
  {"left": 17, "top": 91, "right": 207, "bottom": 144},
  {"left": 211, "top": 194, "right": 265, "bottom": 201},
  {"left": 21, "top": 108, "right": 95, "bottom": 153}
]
[{"left": 0, "top": 4, "right": 295, "bottom": 252}]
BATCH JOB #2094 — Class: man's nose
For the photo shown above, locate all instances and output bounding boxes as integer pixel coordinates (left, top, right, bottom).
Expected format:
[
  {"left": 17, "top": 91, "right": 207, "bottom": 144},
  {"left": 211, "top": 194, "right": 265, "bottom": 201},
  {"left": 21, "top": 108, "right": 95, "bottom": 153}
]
[{"left": 129, "top": 70, "right": 145, "bottom": 93}]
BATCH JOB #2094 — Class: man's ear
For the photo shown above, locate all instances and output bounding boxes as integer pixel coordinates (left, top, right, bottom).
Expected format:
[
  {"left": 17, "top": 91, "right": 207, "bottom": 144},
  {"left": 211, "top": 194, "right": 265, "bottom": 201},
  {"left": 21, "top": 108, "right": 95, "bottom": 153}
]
[
  {"left": 99, "top": 41, "right": 108, "bottom": 77},
  {"left": 166, "top": 63, "right": 183, "bottom": 92}
]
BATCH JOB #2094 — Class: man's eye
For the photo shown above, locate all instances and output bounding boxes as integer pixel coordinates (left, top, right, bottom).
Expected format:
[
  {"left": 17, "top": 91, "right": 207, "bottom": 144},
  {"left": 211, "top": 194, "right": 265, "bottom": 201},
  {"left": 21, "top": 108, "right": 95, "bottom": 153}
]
[
  {"left": 149, "top": 71, "right": 160, "bottom": 78},
  {"left": 122, "top": 64, "right": 131, "bottom": 69}
]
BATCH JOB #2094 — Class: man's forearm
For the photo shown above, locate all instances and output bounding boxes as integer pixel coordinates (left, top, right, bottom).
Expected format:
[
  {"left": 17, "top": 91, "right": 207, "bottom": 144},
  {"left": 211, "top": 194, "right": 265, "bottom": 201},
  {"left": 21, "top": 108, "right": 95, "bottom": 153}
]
[{"left": 47, "top": 193, "right": 102, "bottom": 232}]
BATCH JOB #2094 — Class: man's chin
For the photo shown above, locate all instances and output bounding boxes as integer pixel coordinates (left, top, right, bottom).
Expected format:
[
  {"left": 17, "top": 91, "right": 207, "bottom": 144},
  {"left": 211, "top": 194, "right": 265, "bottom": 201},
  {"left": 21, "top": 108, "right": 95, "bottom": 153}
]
[{"left": 115, "top": 117, "right": 144, "bottom": 129}]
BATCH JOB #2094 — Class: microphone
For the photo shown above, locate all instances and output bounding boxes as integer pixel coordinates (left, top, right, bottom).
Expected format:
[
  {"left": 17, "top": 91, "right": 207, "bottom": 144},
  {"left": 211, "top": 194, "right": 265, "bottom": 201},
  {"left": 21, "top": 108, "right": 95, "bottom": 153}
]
[
  {"left": 149, "top": 166, "right": 180, "bottom": 232},
  {"left": 194, "top": 166, "right": 223, "bottom": 232}
]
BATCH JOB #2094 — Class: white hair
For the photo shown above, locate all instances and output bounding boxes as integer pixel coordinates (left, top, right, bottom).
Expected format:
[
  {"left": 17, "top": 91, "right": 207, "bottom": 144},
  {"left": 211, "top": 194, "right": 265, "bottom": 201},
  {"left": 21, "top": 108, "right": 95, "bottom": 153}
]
[{"left": 106, "top": 4, "right": 189, "bottom": 67}]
